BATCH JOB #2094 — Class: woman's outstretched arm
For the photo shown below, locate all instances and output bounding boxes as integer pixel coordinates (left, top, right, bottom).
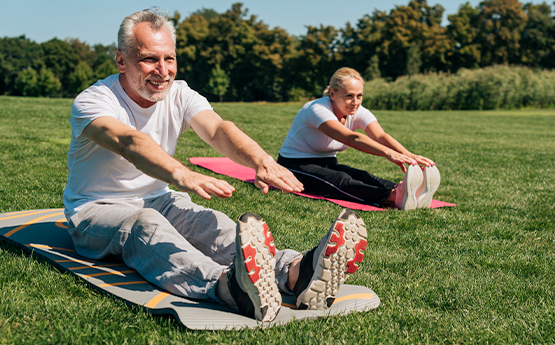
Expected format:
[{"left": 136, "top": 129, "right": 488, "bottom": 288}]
[
  {"left": 318, "top": 120, "right": 417, "bottom": 173},
  {"left": 364, "top": 122, "right": 435, "bottom": 167}
]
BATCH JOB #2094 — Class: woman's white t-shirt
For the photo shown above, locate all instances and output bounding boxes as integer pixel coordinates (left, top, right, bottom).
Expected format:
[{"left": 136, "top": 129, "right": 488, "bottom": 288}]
[
  {"left": 279, "top": 97, "right": 377, "bottom": 158},
  {"left": 63, "top": 74, "right": 212, "bottom": 218}
]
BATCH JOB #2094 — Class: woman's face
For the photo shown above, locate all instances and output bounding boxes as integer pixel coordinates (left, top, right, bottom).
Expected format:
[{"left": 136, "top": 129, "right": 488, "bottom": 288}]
[{"left": 329, "top": 77, "right": 364, "bottom": 119}]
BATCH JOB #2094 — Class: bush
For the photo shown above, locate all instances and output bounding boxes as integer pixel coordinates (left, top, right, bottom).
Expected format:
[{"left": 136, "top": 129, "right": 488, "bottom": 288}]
[
  {"left": 287, "top": 87, "right": 312, "bottom": 102},
  {"left": 363, "top": 65, "right": 555, "bottom": 110}
]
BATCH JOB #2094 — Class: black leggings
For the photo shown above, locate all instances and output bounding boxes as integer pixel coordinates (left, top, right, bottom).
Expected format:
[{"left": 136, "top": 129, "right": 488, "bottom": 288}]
[{"left": 277, "top": 155, "right": 395, "bottom": 205}]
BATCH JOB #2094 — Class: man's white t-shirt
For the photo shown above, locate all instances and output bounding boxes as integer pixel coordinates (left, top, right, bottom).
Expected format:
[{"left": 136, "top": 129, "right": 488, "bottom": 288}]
[
  {"left": 63, "top": 74, "right": 213, "bottom": 218},
  {"left": 279, "top": 97, "right": 377, "bottom": 158}
]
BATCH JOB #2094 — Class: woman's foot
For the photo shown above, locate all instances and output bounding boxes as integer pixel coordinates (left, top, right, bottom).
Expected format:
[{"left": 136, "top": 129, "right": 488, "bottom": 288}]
[
  {"left": 394, "top": 165, "right": 423, "bottom": 210},
  {"left": 416, "top": 165, "right": 441, "bottom": 208}
]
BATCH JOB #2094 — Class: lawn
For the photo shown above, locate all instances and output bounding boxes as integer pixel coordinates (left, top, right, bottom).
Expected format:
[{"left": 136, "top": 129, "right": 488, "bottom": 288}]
[{"left": 0, "top": 96, "right": 553, "bottom": 344}]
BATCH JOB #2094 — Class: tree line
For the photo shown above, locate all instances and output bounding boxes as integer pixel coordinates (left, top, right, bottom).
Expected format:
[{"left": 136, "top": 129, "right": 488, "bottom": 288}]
[
  {"left": 1, "top": 0, "right": 554, "bottom": 101},
  {"left": 0, "top": 36, "right": 118, "bottom": 98}
]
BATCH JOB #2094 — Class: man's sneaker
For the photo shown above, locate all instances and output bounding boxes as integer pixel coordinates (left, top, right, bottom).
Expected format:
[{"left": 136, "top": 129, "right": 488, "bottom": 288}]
[
  {"left": 416, "top": 165, "right": 441, "bottom": 209},
  {"left": 293, "top": 209, "right": 367, "bottom": 310},
  {"left": 395, "top": 165, "right": 423, "bottom": 210},
  {"left": 227, "top": 213, "right": 281, "bottom": 322}
]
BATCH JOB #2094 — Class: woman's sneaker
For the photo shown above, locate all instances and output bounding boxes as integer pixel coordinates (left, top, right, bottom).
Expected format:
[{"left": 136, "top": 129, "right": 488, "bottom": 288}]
[
  {"left": 416, "top": 165, "right": 441, "bottom": 209},
  {"left": 293, "top": 209, "right": 367, "bottom": 310},
  {"left": 395, "top": 165, "right": 423, "bottom": 210},
  {"left": 227, "top": 213, "right": 281, "bottom": 322}
]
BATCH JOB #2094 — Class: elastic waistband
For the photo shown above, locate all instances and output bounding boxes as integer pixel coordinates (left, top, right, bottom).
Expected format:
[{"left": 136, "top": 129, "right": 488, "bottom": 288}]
[{"left": 277, "top": 154, "right": 337, "bottom": 167}]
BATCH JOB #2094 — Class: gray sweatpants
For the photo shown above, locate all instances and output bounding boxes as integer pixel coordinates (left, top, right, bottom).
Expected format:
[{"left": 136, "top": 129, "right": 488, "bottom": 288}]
[{"left": 67, "top": 191, "right": 301, "bottom": 303}]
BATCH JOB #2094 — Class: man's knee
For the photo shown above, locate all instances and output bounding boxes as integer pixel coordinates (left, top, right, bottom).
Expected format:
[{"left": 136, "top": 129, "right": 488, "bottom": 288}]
[{"left": 126, "top": 208, "right": 171, "bottom": 237}]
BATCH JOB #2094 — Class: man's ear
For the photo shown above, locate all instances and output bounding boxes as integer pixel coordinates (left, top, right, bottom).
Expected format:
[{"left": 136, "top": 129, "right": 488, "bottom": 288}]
[{"left": 116, "top": 50, "right": 126, "bottom": 74}]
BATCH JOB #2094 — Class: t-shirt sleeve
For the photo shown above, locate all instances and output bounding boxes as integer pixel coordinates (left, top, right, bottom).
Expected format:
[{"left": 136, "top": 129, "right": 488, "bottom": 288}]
[
  {"left": 351, "top": 105, "right": 377, "bottom": 130},
  {"left": 177, "top": 82, "right": 213, "bottom": 132},
  {"left": 70, "top": 87, "right": 120, "bottom": 139},
  {"left": 305, "top": 101, "right": 338, "bottom": 129}
]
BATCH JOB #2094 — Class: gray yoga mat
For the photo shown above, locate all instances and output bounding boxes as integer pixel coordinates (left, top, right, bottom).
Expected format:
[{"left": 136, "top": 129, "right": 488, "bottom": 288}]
[{"left": 0, "top": 208, "right": 380, "bottom": 330}]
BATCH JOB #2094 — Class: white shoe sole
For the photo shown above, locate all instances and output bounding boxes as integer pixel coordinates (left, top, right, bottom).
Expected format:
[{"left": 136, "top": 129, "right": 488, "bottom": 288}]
[
  {"left": 236, "top": 213, "right": 281, "bottom": 322},
  {"left": 399, "top": 165, "right": 423, "bottom": 210},
  {"left": 296, "top": 209, "right": 367, "bottom": 310},
  {"left": 417, "top": 166, "right": 441, "bottom": 209}
]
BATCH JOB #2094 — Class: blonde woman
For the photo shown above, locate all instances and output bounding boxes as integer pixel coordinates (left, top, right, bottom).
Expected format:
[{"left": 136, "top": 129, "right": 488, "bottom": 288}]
[{"left": 277, "top": 67, "right": 440, "bottom": 210}]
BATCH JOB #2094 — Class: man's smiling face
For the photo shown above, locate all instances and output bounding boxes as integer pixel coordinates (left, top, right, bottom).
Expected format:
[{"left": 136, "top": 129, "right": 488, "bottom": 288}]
[{"left": 117, "top": 22, "right": 177, "bottom": 108}]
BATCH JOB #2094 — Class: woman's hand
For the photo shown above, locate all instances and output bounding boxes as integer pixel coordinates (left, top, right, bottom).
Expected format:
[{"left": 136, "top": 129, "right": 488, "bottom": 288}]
[
  {"left": 386, "top": 151, "right": 418, "bottom": 173},
  {"left": 409, "top": 154, "right": 435, "bottom": 167}
]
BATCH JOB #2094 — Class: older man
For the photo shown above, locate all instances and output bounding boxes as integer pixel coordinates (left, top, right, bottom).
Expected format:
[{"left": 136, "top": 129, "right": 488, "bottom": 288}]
[{"left": 63, "top": 8, "right": 367, "bottom": 322}]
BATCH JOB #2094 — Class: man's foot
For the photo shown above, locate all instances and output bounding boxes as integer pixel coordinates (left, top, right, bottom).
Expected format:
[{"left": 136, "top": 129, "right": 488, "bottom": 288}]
[
  {"left": 293, "top": 209, "right": 367, "bottom": 310},
  {"left": 227, "top": 213, "right": 281, "bottom": 322},
  {"left": 395, "top": 165, "right": 423, "bottom": 210},
  {"left": 416, "top": 165, "right": 441, "bottom": 209}
]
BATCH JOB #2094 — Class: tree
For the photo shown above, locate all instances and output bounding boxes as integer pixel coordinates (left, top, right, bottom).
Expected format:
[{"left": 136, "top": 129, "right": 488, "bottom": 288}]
[
  {"left": 288, "top": 25, "right": 343, "bottom": 97},
  {"left": 0, "top": 35, "right": 44, "bottom": 95},
  {"left": 66, "top": 38, "right": 95, "bottom": 67},
  {"left": 0, "top": 52, "right": 6, "bottom": 94},
  {"left": 384, "top": 0, "right": 451, "bottom": 77},
  {"left": 208, "top": 64, "right": 230, "bottom": 101},
  {"left": 176, "top": 3, "right": 296, "bottom": 101},
  {"left": 192, "top": 8, "right": 220, "bottom": 21},
  {"left": 406, "top": 42, "right": 422, "bottom": 75},
  {"left": 14, "top": 68, "right": 39, "bottom": 96},
  {"left": 68, "top": 61, "right": 94, "bottom": 95},
  {"left": 38, "top": 68, "right": 61, "bottom": 97},
  {"left": 41, "top": 38, "right": 80, "bottom": 96},
  {"left": 170, "top": 10, "right": 181, "bottom": 29},
  {"left": 476, "top": 0, "right": 528, "bottom": 66},
  {"left": 94, "top": 59, "right": 119, "bottom": 80},
  {"left": 347, "top": 0, "right": 451, "bottom": 79},
  {"left": 520, "top": 2, "right": 555, "bottom": 68},
  {"left": 91, "top": 43, "right": 118, "bottom": 79},
  {"left": 14, "top": 66, "right": 61, "bottom": 97},
  {"left": 340, "top": 13, "right": 385, "bottom": 78},
  {"left": 447, "top": 2, "right": 482, "bottom": 70},
  {"left": 364, "top": 55, "right": 381, "bottom": 80}
]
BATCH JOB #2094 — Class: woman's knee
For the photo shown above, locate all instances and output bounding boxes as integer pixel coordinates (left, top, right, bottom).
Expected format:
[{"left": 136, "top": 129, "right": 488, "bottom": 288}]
[{"left": 333, "top": 172, "right": 358, "bottom": 188}]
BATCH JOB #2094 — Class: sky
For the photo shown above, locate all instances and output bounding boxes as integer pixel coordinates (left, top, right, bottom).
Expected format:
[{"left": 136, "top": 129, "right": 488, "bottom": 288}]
[{"left": 1, "top": 0, "right": 552, "bottom": 46}]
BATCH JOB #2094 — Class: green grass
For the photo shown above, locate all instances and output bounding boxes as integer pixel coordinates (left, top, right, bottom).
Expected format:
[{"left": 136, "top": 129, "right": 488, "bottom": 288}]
[{"left": 1, "top": 95, "right": 554, "bottom": 344}]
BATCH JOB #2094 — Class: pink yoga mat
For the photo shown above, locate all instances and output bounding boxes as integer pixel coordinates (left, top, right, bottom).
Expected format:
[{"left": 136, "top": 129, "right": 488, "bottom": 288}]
[{"left": 189, "top": 157, "right": 456, "bottom": 212}]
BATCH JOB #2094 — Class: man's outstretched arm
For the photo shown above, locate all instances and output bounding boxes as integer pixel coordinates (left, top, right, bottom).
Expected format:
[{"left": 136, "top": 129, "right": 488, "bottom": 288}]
[
  {"left": 82, "top": 116, "right": 236, "bottom": 199},
  {"left": 190, "top": 110, "right": 304, "bottom": 194}
]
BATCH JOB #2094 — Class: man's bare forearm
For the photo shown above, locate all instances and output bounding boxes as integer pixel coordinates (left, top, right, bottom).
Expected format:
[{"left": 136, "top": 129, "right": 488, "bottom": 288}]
[
  {"left": 83, "top": 116, "right": 235, "bottom": 199},
  {"left": 190, "top": 110, "right": 303, "bottom": 193},
  {"left": 119, "top": 130, "right": 191, "bottom": 185},
  {"left": 208, "top": 120, "right": 274, "bottom": 169}
]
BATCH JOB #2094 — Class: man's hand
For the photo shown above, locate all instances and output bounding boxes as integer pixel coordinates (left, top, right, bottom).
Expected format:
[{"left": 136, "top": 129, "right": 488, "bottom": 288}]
[
  {"left": 254, "top": 156, "right": 304, "bottom": 194},
  {"left": 190, "top": 110, "right": 303, "bottom": 195},
  {"left": 173, "top": 169, "right": 235, "bottom": 199},
  {"left": 82, "top": 116, "right": 237, "bottom": 200}
]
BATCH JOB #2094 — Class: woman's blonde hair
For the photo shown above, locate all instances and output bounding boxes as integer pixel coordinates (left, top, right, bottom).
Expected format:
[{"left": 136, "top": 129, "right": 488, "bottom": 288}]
[{"left": 323, "top": 67, "right": 364, "bottom": 97}]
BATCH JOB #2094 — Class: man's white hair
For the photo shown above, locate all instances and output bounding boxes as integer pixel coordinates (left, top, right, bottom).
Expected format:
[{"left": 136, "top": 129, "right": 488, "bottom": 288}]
[{"left": 118, "top": 7, "right": 176, "bottom": 57}]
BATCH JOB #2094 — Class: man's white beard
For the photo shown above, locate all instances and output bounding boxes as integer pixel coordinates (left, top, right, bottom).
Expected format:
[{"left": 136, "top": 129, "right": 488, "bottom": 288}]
[{"left": 138, "top": 78, "right": 174, "bottom": 103}]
